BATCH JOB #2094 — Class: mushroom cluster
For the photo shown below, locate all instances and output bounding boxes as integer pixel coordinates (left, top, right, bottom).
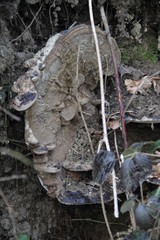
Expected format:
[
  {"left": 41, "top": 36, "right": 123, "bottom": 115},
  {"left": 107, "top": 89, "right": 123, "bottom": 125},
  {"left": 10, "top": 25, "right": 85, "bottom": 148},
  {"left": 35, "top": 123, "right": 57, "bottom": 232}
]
[{"left": 12, "top": 24, "right": 121, "bottom": 204}]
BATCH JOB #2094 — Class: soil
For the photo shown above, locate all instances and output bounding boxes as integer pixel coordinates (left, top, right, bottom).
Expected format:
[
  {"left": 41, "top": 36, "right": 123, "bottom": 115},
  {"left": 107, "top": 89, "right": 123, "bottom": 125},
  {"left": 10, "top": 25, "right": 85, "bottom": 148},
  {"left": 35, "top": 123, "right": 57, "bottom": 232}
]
[{"left": 0, "top": 1, "right": 160, "bottom": 240}]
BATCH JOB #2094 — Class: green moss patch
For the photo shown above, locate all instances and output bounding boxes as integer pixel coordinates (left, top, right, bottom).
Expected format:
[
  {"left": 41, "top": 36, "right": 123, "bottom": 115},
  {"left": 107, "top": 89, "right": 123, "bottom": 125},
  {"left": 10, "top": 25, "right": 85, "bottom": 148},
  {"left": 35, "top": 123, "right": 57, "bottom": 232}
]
[{"left": 120, "top": 32, "right": 158, "bottom": 65}]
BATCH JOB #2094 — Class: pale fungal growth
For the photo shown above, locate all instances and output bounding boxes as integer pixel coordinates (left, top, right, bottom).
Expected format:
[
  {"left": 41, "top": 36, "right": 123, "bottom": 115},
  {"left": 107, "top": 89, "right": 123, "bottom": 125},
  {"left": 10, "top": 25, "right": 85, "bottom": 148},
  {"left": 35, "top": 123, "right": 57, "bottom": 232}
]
[
  {"left": 32, "top": 146, "right": 48, "bottom": 155},
  {"left": 34, "top": 162, "right": 61, "bottom": 173},
  {"left": 25, "top": 120, "right": 39, "bottom": 145},
  {"left": 12, "top": 73, "right": 37, "bottom": 111},
  {"left": 12, "top": 33, "right": 61, "bottom": 112},
  {"left": 46, "top": 143, "right": 56, "bottom": 151},
  {"left": 12, "top": 24, "right": 121, "bottom": 202},
  {"left": 13, "top": 91, "right": 37, "bottom": 111},
  {"left": 29, "top": 70, "right": 40, "bottom": 83}
]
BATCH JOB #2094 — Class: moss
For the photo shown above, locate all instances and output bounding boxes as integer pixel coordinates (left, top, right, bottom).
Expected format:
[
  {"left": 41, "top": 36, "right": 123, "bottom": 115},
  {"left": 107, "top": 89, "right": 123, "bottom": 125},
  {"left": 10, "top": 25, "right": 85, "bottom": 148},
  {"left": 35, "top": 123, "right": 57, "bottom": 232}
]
[{"left": 120, "top": 32, "right": 158, "bottom": 65}]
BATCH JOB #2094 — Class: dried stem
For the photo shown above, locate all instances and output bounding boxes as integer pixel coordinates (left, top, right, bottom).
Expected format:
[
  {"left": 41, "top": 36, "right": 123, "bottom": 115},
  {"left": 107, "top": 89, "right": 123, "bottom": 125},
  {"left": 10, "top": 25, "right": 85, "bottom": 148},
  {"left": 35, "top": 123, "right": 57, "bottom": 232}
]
[
  {"left": 0, "top": 105, "right": 21, "bottom": 121},
  {"left": 149, "top": 210, "right": 160, "bottom": 240},
  {"left": 100, "top": 185, "right": 114, "bottom": 240},
  {"left": 49, "top": 0, "right": 56, "bottom": 34},
  {"left": 126, "top": 193, "right": 136, "bottom": 230},
  {"left": 77, "top": 101, "right": 95, "bottom": 156},
  {"left": 10, "top": 3, "right": 44, "bottom": 43},
  {"left": 100, "top": 5, "right": 128, "bottom": 149},
  {"left": 114, "top": 130, "right": 121, "bottom": 166},
  {"left": 76, "top": 45, "right": 94, "bottom": 156},
  {"left": 0, "top": 174, "right": 27, "bottom": 182},
  {"left": 89, "top": 0, "right": 119, "bottom": 225},
  {"left": 139, "top": 182, "right": 144, "bottom": 203}
]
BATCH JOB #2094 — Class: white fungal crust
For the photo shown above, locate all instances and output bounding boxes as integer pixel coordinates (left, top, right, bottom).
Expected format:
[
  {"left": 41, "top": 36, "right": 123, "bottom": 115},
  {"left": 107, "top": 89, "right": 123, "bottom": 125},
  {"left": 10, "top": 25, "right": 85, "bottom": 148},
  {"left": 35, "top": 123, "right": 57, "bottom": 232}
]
[
  {"left": 12, "top": 24, "right": 121, "bottom": 174},
  {"left": 25, "top": 120, "right": 39, "bottom": 145}
]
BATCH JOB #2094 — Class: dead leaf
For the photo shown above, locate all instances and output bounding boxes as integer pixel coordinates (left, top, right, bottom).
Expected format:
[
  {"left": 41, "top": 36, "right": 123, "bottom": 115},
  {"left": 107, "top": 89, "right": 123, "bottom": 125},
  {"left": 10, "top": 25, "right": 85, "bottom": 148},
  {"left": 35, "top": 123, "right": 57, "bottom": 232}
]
[
  {"left": 125, "top": 76, "right": 152, "bottom": 94},
  {"left": 155, "top": 150, "right": 160, "bottom": 156},
  {"left": 152, "top": 163, "right": 160, "bottom": 180},
  {"left": 107, "top": 120, "right": 121, "bottom": 130},
  {"left": 152, "top": 76, "right": 160, "bottom": 95}
]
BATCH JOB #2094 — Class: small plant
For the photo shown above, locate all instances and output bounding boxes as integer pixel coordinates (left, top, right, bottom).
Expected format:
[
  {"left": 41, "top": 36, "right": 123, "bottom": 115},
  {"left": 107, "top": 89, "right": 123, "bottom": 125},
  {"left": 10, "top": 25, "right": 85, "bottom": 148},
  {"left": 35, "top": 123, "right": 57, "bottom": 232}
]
[{"left": 120, "top": 142, "right": 160, "bottom": 239}]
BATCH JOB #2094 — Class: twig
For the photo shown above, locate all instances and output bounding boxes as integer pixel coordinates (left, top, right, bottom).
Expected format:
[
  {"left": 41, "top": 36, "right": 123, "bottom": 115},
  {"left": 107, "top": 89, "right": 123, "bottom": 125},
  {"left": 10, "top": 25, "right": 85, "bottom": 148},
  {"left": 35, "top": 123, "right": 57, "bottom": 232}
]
[
  {"left": 0, "top": 105, "right": 21, "bottom": 121},
  {"left": 0, "top": 187, "right": 17, "bottom": 239},
  {"left": 78, "top": 102, "right": 95, "bottom": 155},
  {"left": 100, "top": 5, "right": 128, "bottom": 149},
  {"left": 150, "top": 71, "right": 160, "bottom": 77},
  {"left": 49, "top": 0, "right": 56, "bottom": 34},
  {"left": 10, "top": 3, "right": 44, "bottom": 43},
  {"left": 75, "top": 45, "right": 94, "bottom": 156},
  {"left": 72, "top": 218, "right": 126, "bottom": 225},
  {"left": 126, "top": 193, "right": 136, "bottom": 230},
  {"left": 88, "top": 0, "right": 119, "bottom": 221},
  {"left": 149, "top": 210, "right": 160, "bottom": 240},
  {"left": 114, "top": 130, "right": 121, "bottom": 166},
  {"left": 100, "top": 184, "right": 114, "bottom": 240},
  {"left": 139, "top": 182, "right": 144, "bottom": 203},
  {"left": 68, "top": 21, "right": 77, "bottom": 29},
  {"left": 0, "top": 174, "right": 27, "bottom": 182}
]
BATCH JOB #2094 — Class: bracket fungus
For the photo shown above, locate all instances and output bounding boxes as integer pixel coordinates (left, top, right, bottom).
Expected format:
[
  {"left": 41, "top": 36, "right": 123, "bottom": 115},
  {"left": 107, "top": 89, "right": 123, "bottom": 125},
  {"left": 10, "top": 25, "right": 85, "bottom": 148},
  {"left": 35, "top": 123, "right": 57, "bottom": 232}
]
[{"left": 12, "top": 24, "right": 121, "bottom": 204}]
